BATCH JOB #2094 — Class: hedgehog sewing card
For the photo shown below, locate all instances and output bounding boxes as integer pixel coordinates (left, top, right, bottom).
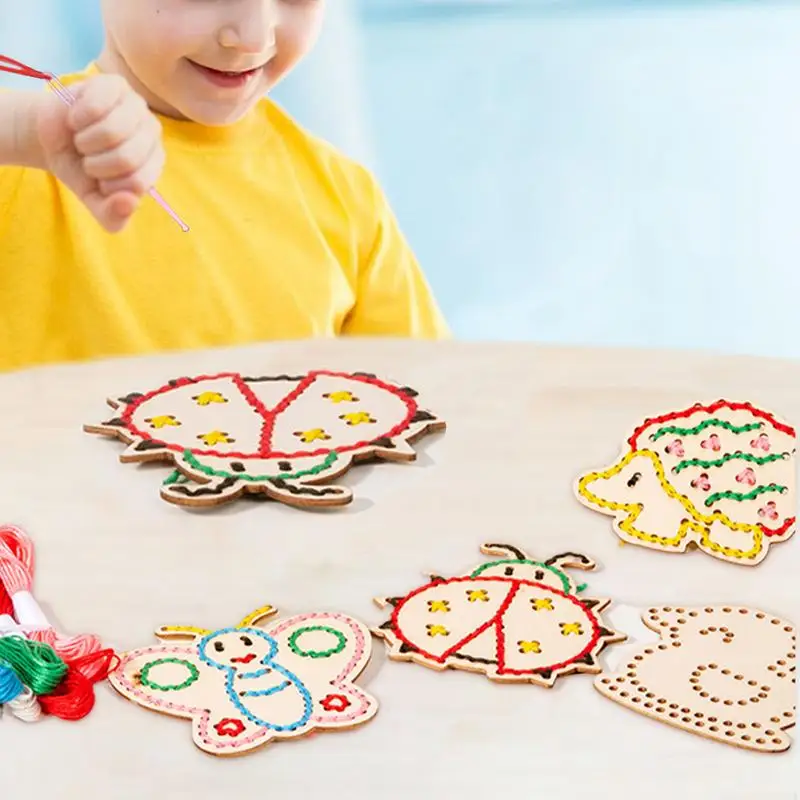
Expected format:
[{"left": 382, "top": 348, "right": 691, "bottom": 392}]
[
  {"left": 575, "top": 400, "right": 796, "bottom": 566},
  {"left": 84, "top": 370, "right": 446, "bottom": 509}
]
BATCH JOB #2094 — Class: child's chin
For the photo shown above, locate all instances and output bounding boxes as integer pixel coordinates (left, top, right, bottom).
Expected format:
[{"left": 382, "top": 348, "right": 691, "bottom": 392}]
[{"left": 180, "top": 98, "right": 261, "bottom": 127}]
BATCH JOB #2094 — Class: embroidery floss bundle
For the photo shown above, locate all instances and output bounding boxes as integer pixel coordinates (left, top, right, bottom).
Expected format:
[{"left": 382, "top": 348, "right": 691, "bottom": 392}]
[
  {"left": 0, "top": 658, "right": 41, "bottom": 723},
  {"left": 0, "top": 53, "right": 189, "bottom": 233},
  {"left": 0, "top": 641, "right": 44, "bottom": 723},
  {"left": 0, "top": 525, "right": 118, "bottom": 721}
]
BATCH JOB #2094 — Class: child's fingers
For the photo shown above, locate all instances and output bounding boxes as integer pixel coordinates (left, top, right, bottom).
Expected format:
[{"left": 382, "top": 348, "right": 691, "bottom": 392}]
[
  {"left": 97, "top": 136, "right": 165, "bottom": 198},
  {"left": 66, "top": 74, "right": 129, "bottom": 133},
  {"left": 83, "top": 189, "right": 141, "bottom": 234},
  {"left": 72, "top": 91, "right": 156, "bottom": 157},
  {"left": 81, "top": 120, "right": 160, "bottom": 182}
]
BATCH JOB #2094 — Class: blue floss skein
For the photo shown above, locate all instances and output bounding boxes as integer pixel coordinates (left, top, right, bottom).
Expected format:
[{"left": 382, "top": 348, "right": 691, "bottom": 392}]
[{"left": 0, "top": 658, "right": 24, "bottom": 703}]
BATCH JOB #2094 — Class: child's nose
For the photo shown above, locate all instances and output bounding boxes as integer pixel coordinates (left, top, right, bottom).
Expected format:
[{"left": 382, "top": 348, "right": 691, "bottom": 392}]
[{"left": 218, "top": 0, "right": 278, "bottom": 55}]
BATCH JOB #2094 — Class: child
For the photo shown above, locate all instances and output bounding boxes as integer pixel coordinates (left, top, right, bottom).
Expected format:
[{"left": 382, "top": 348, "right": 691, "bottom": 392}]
[{"left": 0, "top": 0, "right": 449, "bottom": 373}]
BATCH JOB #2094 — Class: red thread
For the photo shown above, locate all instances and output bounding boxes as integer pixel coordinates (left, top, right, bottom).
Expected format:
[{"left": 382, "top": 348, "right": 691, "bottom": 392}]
[
  {"left": 0, "top": 55, "right": 52, "bottom": 81},
  {"left": 0, "top": 524, "right": 32, "bottom": 618},
  {"left": 214, "top": 718, "right": 246, "bottom": 737},
  {"left": 320, "top": 694, "right": 351, "bottom": 712},
  {"left": 120, "top": 371, "right": 418, "bottom": 460},
  {"left": 39, "top": 649, "right": 119, "bottom": 721},
  {"left": 628, "top": 400, "right": 796, "bottom": 539},
  {"left": 0, "top": 525, "right": 117, "bottom": 716},
  {"left": 628, "top": 400, "right": 796, "bottom": 449}
]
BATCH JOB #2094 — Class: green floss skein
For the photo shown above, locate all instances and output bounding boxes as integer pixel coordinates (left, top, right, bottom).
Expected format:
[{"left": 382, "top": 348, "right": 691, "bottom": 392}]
[{"left": 0, "top": 635, "right": 67, "bottom": 695}]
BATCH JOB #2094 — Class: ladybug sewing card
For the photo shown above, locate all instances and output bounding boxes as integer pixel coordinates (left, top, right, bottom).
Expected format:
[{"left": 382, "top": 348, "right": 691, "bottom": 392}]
[
  {"left": 373, "top": 543, "right": 627, "bottom": 686},
  {"left": 84, "top": 370, "right": 445, "bottom": 509}
]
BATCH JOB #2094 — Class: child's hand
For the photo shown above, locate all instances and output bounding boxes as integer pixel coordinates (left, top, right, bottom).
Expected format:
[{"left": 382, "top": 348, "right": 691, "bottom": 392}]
[{"left": 35, "top": 74, "right": 165, "bottom": 233}]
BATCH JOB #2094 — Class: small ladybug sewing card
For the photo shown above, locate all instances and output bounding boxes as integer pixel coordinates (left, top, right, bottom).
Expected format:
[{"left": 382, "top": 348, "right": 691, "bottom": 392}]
[
  {"left": 84, "top": 370, "right": 445, "bottom": 509},
  {"left": 373, "top": 543, "right": 626, "bottom": 686}
]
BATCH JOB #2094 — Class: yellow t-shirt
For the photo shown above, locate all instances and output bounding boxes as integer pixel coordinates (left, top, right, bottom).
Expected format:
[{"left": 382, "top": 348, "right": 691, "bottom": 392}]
[{"left": 0, "top": 65, "right": 449, "bottom": 373}]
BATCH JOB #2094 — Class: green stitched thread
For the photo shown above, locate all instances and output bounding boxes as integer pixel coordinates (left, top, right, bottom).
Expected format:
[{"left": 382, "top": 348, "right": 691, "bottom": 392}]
[
  {"left": 470, "top": 560, "right": 571, "bottom": 593},
  {"left": 674, "top": 452, "right": 788, "bottom": 473},
  {"left": 180, "top": 450, "right": 338, "bottom": 482},
  {"left": 162, "top": 470, "right": 189, "bottom": 486},
  {"left": 0, "top": 636, "right": 67, "bottom": 695},
  {"left": 288, "top": 626, "right": 347, "bottom": 659},
  {"left": 139, "top": 658, "right": 200, "bottom": 691},
  {"left": 704, "top": 484, "right": 787, "bottom": 507},
  {"left": 652, "top": 419, "right": 762, "bottom": 440}
]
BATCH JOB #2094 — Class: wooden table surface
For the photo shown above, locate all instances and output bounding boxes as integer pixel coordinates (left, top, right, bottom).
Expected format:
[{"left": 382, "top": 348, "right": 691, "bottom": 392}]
[{"left": 0, "top": 338, "right": 797, "bottom": 800}]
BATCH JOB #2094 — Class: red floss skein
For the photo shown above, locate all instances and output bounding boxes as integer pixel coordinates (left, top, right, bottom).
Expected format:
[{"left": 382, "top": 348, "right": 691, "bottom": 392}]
[{"left": 0, "top": 524, "right": 118, "bottom": 719}]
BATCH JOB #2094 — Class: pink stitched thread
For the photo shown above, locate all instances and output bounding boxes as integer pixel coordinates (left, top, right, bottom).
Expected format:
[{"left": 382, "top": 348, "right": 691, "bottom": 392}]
[
  {"left": 115, "top": 613, "right": 375, "bottom": 749},
  {"left": 268, "top": 612, "right": 373, "bottom": 724}
]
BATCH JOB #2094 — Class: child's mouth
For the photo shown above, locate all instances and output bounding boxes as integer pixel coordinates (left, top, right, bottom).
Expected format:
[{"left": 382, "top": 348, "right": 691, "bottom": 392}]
[{"left": 189, "top": 60, "right": 263, "bottom": 89}]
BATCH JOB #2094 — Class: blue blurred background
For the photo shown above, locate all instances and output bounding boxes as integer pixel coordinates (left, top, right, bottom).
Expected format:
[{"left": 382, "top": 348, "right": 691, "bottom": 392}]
[{"left": 2, "top": 1, "right": 799, "bottom": 358}]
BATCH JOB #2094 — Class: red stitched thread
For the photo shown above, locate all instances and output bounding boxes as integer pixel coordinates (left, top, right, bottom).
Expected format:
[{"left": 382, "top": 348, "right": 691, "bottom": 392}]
[
  {"left": 255, "top": 373, "right": 316, "bottom": 456},
  {"left": 627, "top": 400, "right": 796, "bottom": 539},
  {"left": 629, "top": 400, "right": 795, "bottom": 449},
  {"left": 391, "top": 576, "right": 603, "bottom": 676},
  {"left": 120, "top": 371, "right": 419, "bottom": 460},
  {"left": 497, "top": 586, "right": 602, "bottom": 676}
]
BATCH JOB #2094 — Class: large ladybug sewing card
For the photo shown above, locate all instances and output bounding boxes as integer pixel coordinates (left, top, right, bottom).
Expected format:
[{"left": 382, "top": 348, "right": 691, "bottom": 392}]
[{"left": 84, "top": 370, "right": 445, "bottom": 509}]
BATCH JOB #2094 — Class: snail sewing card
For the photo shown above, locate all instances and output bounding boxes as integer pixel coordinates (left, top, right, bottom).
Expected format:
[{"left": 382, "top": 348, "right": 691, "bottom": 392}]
[
  {"left": 574, "top": 400, "right": 796, "bottom": 566},
  {"left": 373, "top": 543, "right": 627, "bottom": 686},
  {"left": 108, "top": 605, "right": 378, "bottom": 757},
  {"left": 84, "top": 370, "right": 445, "bottom": 509},
  {"left": 595, "top": 605, "right": 796, "bottom": 753}
]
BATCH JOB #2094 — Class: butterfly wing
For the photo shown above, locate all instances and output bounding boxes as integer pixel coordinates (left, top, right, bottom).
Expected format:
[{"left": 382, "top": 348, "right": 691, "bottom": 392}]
[
  {"left": 265, "top": 612, "right": 378, "bottom": 731},
  {"left": 109, "top": 642, "right": 274, "bottom": 757}
]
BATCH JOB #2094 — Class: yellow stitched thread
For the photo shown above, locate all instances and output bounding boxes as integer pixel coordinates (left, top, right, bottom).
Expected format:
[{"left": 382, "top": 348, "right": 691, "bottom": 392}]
[
  {"left": 339, "top": 411, "right": 376, "bottom": 426},
  {"left": 157, "top": 625, "right": 213, "bottom": 637},
  {"left": 237, "top": 605, "right": 277, "bottom": 628},
  {"left": 197, "top": 430, "right": 234, "bottom": 446},
  {"left": 324, "top": 391, "right": 358, "bottom": 403},
  {"left": 193, "top": 391, "right": 227, "bottom": 405},
  {"left": 577, "top": 449, "right": 764, "bottom": 561},
  {"left": 294, "top": 428, "right": 331, "bottom": 443},
  {"left": 145, "top": 415, "right": 181, "bottom": 429}
]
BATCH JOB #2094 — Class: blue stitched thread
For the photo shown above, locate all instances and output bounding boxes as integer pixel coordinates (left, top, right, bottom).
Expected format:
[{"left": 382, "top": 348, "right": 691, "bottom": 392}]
[
  {"left": 240, "top": 680, "right": 291, "bottom": 698},
  {"left": 198, "top": 627, "right": 313, "bottom": 732}
]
